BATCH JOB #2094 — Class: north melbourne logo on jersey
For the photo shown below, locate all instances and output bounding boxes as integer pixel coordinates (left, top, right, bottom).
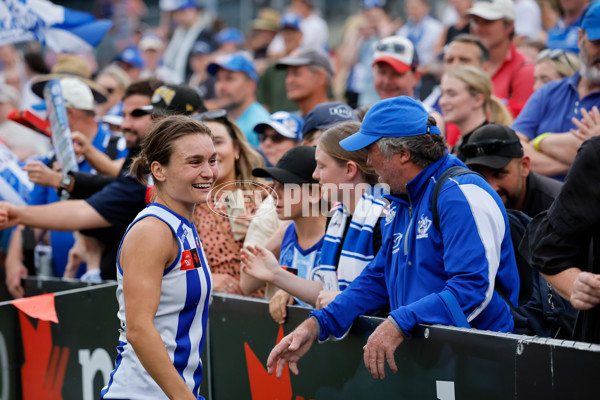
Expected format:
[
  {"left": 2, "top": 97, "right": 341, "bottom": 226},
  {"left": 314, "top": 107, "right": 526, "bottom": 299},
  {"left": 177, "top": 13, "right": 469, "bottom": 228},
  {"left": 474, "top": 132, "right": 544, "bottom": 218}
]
[
  {"left": 416, "top": 214, "right": 432, "bottom": 239},
  {"left": 385, "top": 206, "right": 396, "bottom": 225},
  {"left": 392, "top": 232, "right": 403, "bottom": 254}
]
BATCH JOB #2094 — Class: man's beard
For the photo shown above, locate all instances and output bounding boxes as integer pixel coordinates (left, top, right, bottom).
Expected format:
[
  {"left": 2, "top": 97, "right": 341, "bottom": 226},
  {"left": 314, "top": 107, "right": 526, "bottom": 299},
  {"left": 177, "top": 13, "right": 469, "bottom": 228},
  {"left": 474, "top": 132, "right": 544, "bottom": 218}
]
[{"left": 580, "top": 46, "right": 600, "bottom": 84}]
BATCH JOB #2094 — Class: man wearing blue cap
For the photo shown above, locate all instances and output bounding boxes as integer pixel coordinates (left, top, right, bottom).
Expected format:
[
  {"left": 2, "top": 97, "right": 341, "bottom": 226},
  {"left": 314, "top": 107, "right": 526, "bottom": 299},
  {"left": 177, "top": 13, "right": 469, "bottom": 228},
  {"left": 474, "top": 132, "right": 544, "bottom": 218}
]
[
  {"left": 266, "top": 96, "right": 520, "bottom": 380},
  {"left": 512, "top": 0, "right": 600, "bottom": 177},
  {"left": 208, "top": 52, "right": 270, "bottom": 146}
]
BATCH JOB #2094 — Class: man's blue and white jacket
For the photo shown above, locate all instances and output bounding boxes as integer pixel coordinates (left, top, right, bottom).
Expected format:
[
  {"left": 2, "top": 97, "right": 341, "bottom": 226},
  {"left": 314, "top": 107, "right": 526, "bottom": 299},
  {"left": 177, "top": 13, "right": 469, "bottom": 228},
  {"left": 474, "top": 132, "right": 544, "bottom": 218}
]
[{"left": 311, "top": 154, "right": 520, "bottom": 340}]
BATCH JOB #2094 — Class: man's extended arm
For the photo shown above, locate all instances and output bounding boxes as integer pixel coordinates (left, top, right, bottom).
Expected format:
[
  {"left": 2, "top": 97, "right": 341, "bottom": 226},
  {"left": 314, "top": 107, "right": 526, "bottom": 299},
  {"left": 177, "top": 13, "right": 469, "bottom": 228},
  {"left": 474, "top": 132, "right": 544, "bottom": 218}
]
[{"left": 0, "top": 200, "right": 110, "bottom": 231}]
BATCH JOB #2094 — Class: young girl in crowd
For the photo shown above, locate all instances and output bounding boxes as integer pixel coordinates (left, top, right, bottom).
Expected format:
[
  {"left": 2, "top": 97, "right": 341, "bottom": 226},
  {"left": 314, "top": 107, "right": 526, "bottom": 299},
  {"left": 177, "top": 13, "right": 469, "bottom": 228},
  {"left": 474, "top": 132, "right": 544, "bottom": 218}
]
[
  {"left": 439, "top": 65, "right": 513, "bottom": 158},
  {"left": 242, "top": 122, "right": 386, "bottom": 323},
  {"left": 193, "top": 111, "right": 266, "bottom": 296},
  {"left": 101, "top": 115, "right": 215, "bottom": 400}
]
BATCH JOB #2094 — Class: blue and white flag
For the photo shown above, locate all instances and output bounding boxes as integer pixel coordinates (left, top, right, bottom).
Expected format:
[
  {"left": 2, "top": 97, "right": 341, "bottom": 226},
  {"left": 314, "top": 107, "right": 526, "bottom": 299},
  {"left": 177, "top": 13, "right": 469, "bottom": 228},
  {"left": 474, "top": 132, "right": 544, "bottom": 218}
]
[{"left": 0, "top": 0, "right": 112, "bottom": 53}]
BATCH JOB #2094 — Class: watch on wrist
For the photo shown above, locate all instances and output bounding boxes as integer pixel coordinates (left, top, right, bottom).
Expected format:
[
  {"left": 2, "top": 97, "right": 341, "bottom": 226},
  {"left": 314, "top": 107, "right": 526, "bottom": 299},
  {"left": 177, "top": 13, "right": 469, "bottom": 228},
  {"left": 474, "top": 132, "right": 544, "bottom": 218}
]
[{"left": 59, "top": 174, "right": 73, "bottom": 195}]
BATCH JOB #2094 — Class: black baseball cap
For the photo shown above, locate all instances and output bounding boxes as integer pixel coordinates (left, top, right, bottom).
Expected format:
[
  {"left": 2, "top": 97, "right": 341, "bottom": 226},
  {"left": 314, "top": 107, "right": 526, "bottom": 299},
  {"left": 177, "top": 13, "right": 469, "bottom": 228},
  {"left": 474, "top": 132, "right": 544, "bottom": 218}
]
[
  {"left": 131, "top": 84, "right": 206, "bottom": 117},
  {"left": 302, "top": 102, "right": 359, "bottom": 136},
  {"left": 252, "top": 146, "right": 317, "bottom": 184},
  {"left": 462, "top": 124, "right": 524, "bottom": 169}
]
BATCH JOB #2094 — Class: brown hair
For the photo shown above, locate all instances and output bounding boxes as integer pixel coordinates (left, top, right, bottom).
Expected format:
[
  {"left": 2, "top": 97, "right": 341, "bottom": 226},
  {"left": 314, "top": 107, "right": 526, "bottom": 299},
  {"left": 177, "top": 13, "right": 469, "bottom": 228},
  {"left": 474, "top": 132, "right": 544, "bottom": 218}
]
[
  {"left": 199, "top": 115, "right": 265, "bottom": 189},
  {"left": 130, "top": 115, "right": 213, "bottom": 186},
  {"left": 317, "top": 121, "right": 379, "bottom": 185}
]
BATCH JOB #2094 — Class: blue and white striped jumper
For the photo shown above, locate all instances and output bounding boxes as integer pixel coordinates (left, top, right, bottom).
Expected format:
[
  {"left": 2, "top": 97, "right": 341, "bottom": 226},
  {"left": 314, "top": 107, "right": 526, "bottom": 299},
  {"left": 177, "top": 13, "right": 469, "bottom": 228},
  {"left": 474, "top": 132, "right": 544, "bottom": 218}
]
[{"left": 102, "top": 203, "right": 212, "bottom": 400}]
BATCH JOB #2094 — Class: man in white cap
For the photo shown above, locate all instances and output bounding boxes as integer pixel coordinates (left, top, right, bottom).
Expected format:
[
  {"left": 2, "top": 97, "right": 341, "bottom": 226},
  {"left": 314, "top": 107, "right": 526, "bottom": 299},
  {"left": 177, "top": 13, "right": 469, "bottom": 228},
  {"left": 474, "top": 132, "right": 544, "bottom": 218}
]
[
  {"left": 370, "top": 35, "right": 421, "bottom": 102},
  {"left": 139, "top": 34, "right": 181, "bottom": 84},
  {"left": 468, "top": 0, "right": 535, "bottom": 117}
]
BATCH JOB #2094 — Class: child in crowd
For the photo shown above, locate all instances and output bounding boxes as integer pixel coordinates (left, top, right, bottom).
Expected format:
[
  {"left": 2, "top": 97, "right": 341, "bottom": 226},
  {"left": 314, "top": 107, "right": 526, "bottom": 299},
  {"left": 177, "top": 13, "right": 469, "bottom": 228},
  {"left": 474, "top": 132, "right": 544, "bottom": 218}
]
[
  {"left": 242, "top": 123, "right": 386, "bottom": 323},
  {"left": 243, "top": 146, "right": 327, "bottom": 313}
]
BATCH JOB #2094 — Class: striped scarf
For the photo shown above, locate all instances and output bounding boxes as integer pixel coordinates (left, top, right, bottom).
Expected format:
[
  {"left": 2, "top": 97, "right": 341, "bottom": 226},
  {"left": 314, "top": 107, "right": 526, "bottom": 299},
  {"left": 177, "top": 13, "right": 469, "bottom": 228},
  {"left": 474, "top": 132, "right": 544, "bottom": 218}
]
[{"left": 318, "top": 185, "right": 387, "bottom": 291}]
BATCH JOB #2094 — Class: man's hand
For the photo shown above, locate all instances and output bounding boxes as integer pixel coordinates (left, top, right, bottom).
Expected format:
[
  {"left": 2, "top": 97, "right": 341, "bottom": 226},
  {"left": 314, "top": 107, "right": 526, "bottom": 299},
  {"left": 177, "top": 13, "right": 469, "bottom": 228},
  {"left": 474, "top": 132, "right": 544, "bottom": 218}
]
[
  {"left": 71, "top": 131, "right": 92, "bottom": 158},
  {"left": 269, "top": 289, "right": 294, "bottom": 324},
  {"left": 363, "top": 318, "right": 404, "bottom": 379},
  {"left": 315, "top": 290, "right": 341, "bottom": 309},
  {"left": 570, "top": 271, "right": 600, "bottom": 310},
  {"left": 267, "top": 316, "right": 318, "bottom": 378},
  {"left": 23, "top": 161, "right": 61, "bottom": 189},
  {"left": 5, "top": 259, "right": 28, "bottom": 299},
  {"left": 571, "top": 106, "right": 600, "bottom": 142},
  {"left": 0, "top": 202, "right": 21, "bottom": 229}
]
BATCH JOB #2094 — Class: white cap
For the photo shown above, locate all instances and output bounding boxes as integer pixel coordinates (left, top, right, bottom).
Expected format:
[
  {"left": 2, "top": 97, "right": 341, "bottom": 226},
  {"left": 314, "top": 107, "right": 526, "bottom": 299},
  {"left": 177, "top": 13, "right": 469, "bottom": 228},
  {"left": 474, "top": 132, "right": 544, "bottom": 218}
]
[
  {"left": 60, "top": 77, "right": 95, "bottom": 111},
  {"left": 139, "top": 35, "right": 164, "bottom": 51},
  {"left": 468, "top": 0, "right": 515, "bottom": 21}
]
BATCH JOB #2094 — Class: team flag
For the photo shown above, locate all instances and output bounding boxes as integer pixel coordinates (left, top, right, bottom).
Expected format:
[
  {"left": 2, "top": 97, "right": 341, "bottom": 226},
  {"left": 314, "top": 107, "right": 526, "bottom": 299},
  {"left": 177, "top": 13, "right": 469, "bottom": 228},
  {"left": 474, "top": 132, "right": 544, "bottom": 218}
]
[{"left": 0, "top": 0, "right": 112, "bottom": 53}]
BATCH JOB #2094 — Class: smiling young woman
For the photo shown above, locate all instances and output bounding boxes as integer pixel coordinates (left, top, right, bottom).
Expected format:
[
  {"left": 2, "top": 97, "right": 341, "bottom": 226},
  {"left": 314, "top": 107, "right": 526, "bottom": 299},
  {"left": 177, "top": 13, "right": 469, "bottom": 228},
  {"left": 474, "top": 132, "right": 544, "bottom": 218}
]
[{"left": 101, "top": 115, "right": 217, "bottom": 400}]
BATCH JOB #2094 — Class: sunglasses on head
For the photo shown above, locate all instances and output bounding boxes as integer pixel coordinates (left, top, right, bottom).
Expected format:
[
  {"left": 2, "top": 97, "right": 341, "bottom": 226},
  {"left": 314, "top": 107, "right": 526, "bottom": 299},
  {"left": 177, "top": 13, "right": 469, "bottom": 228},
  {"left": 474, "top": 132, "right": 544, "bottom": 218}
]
[
  {"left": 257, "top": 131, "right": 289, "bottom": 144},
  {"left": 375, "top": 42, "right": 406, "bottom": 55},
  {"left": 537, "top": 49, "right": 576, "bottom": 72},
  {"left": 193, "top": 109, "right": 228, "bottom": 121},
  {"left": 461, "top": 139, "right": 521, "bottom": 158}
]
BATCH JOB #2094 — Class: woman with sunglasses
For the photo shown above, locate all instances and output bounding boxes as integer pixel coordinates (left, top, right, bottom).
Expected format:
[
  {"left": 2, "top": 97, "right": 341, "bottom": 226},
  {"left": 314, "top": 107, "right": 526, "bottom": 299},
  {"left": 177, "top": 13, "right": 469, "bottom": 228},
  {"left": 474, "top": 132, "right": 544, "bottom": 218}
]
[
  {"left": 439, "top": 65, "right": 513, "bottom": 159},
  {"left": 533, "top": 48, "right": 580, "bottom": 91},
  {"left": 255, "top": 111, "right": 303, "bottom": 166},
  {"left": 193, "top": 110, "right": 266, "bottom": 296},
  {"left": 242, "top": 121, "right": 386, "bottom": 323}
]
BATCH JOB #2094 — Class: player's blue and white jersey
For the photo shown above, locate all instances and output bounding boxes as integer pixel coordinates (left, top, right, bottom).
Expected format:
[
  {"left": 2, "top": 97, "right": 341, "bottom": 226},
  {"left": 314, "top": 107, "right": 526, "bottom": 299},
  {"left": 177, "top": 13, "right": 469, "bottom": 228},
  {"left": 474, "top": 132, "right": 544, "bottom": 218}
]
[{"left": 102, "top": 203, "right": 212, "bottom": 399}]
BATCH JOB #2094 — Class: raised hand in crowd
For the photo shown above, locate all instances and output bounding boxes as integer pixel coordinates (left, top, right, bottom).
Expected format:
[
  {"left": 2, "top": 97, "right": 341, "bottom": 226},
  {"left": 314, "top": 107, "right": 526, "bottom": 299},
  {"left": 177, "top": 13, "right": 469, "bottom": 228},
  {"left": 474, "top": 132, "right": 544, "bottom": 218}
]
[
  {"left": 571, "top": 106, "right": 600, "bottom": 142},
  {"left": 269, "top": 289, "right": 294, "bottom": 325},
  {"left": 241, "top": 244, "right": 280, "bottom": 283},
  {"left": 22, "top": 160, "right": 61, "bottom": 189}
]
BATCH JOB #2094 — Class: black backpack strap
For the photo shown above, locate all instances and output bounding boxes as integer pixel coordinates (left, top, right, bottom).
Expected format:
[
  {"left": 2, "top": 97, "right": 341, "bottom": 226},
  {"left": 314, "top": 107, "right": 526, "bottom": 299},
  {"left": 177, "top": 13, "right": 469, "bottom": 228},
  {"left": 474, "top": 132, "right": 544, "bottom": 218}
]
[{"left": 432, "top": 166, "right": 479, "bottom": 231}]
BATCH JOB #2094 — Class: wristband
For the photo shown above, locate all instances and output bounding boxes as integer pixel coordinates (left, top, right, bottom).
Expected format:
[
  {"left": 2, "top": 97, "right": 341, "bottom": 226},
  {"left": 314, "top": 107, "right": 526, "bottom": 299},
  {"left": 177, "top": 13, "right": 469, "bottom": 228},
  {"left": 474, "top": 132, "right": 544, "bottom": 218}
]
[{"left": 533, "top": 132, "right": 552, "bottom": 151}]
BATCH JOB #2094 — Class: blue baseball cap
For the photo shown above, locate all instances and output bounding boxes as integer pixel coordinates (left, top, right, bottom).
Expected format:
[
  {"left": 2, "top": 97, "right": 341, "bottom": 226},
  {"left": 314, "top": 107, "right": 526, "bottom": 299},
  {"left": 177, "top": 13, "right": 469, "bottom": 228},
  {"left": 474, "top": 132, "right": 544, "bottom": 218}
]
[
  {"left": 582, "top": 1, "right": 600, "bottom": 41},
  {"left": 207, "top": 52, "right": 258, "bottom": 82},
  {"left": 115, "top": 47, "right": 144, "bottom": 69},
  {"left": 255, "top": 111, "right": 304, "bottom": 141},
  {"left": 280, "top": 13, "right": 301, "bottom": 30},
  {"left": 362, "top": 0, "right": 386, "bottom": 9},
  {"left": 340, "top": 96, "right": 441, "bottom": 151},
  {"left": 302, "top": 102, "right": 359, "bottom": 136},
  {"left": 159, "top": 0, "right": 198, "bottom": 12},
  {"left": 216, "top": 28, "right": 245, "bottom": 45}
]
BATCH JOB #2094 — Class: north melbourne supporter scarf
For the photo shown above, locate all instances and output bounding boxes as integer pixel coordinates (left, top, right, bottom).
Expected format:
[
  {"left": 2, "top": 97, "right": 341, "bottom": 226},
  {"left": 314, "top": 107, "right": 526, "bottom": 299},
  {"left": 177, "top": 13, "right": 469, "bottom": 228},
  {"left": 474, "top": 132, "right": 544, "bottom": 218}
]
[{"left": 319, "top": 185, "right": 387, "bottom": 291}]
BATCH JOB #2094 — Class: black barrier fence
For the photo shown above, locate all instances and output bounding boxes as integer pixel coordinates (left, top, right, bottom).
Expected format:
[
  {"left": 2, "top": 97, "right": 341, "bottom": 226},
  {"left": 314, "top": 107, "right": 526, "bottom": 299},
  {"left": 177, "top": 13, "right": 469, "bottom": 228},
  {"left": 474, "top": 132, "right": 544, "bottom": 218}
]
[{"left": 0, "top": 278, "right": 599, "bottom": 399}]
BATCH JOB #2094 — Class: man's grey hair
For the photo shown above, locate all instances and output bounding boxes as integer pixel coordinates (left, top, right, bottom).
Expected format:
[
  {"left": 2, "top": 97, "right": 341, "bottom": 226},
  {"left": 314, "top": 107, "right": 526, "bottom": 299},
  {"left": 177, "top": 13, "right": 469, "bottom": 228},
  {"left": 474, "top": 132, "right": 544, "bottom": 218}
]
[
  {"left": 377, "top": 117, "right": 447, "bottom": 167},
  {"left": 308, "top": 64, "right": 332, "bottom": 85}
]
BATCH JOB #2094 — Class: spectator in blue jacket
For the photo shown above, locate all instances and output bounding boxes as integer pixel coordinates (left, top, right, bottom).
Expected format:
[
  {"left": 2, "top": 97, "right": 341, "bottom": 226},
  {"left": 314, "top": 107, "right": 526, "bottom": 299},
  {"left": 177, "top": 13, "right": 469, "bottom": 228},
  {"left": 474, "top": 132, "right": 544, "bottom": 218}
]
[{"left": 266, "top": 96, "right": 519, "bottom": 380}]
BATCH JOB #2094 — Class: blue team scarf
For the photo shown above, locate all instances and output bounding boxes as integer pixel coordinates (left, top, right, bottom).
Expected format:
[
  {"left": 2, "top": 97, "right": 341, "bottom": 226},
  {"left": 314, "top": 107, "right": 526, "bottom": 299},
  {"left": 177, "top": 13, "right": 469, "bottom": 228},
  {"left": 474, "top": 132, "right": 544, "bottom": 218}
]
[{"left": 319, "top": 185, "right": 387, "bottom": 290}]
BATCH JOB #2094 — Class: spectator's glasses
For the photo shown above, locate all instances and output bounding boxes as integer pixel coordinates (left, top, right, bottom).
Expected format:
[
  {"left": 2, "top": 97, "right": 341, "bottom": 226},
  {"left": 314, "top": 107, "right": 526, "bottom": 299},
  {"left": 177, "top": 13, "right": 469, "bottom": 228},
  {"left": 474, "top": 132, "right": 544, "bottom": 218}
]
[
  {"left": 537, "top": 49, "right": 576, "bottom": 73},
  {"left": 257, "top": 131, "right": 289, "bottom": 144},
  {"left": 461, "top": 139, "right": 521, "bottom": 158}
]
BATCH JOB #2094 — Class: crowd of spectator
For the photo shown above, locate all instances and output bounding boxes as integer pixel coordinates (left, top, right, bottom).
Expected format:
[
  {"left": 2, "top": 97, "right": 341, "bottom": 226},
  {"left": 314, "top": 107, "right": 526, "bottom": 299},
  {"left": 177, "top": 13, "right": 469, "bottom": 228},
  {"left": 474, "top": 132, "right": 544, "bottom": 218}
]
[{"left": 0, "top": 0, "right": 600, "bottom": 368}]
